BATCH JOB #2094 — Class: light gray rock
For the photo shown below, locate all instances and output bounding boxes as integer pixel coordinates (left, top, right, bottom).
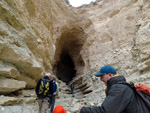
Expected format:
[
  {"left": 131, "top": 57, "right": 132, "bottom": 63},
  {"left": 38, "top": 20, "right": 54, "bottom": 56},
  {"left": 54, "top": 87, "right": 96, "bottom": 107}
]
[
  {"left": 0, "top": 78, "right": 26, "bottom": 94},
  {"left": 0, "top": 96, "right": 22, "bottom": 106}
]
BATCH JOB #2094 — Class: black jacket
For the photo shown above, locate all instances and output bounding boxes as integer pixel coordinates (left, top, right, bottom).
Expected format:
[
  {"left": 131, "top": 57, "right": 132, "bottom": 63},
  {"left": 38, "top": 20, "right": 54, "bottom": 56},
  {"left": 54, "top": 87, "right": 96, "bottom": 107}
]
[
  {"left": 35, "top": 76, "right": 53, "bottom": 97},
  {"left": 80, "top": 76, "right": 138, "bottom": 113}
]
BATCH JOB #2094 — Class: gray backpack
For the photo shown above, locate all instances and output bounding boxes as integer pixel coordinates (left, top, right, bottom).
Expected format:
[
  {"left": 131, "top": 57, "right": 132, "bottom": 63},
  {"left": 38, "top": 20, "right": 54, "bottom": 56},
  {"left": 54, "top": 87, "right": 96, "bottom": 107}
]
[{"left": 118, "top": 83, "right": 150, "bottom": 113}]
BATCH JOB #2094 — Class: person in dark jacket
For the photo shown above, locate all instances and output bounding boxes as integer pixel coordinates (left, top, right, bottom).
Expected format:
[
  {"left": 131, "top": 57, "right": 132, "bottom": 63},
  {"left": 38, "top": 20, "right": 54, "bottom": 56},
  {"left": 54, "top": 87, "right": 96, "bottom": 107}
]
[
  {"left": 36, "top": 73, "right": 53, "bottom": 113},
  {"left": 79, "top": 65, "right": 138, "bottom": 113},
  {"left": 49, "top": 77, "right": 59, "bottom": 113}
]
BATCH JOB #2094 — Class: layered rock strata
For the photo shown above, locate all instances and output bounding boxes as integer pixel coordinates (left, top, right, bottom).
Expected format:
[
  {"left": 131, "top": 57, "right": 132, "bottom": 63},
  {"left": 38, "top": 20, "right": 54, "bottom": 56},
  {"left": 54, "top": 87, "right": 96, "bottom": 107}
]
[{"left": 0, "top": 0, "right": 150, "bottom": 113}]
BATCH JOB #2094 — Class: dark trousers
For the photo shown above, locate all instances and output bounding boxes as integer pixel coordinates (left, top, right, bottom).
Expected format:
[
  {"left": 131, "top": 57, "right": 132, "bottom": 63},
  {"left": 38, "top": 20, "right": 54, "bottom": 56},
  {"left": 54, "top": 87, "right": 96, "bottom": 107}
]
[{"left": 50, "top": 95, "right": 56, "bottom": 113}]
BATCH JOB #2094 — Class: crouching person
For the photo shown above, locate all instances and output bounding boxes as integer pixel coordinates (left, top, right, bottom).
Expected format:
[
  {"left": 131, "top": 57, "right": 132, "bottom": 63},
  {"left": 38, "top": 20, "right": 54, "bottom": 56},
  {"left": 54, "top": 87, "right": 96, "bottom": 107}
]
[{"left": 79, "top": 65, "right": 139, "bottom": 113}]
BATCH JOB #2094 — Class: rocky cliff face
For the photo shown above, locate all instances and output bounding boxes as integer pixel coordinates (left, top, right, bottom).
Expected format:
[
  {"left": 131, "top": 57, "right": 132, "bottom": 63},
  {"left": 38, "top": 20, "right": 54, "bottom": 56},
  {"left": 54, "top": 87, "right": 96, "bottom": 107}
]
[{"left": 0, "top": 0, "right": 150, "bottom": 112}]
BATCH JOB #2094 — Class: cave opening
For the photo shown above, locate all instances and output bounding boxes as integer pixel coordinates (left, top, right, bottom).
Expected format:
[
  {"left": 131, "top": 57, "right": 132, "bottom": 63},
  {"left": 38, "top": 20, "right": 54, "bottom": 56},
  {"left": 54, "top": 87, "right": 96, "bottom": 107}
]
[{"left": 56, "top": 50, "right": 76, "bottom": 84}]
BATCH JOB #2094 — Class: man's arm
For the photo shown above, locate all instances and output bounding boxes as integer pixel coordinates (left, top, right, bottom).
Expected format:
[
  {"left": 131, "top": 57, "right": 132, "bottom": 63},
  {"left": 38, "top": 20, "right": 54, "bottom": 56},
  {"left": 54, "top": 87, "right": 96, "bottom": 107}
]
[
  {"left": 80, "top": 84, "right": 134, "bottom": 113},
  {"left": 56, "top": 82, "right": 59, "bottom": 96},
  {"left": 80, "top": 106, "right": 104, "bottom": 113}
]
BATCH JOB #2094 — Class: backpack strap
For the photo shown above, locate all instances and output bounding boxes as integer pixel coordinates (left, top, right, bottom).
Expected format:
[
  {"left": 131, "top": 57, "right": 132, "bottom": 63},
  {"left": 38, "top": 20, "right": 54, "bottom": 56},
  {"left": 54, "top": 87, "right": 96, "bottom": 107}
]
[{"left": 115, "top": 82, "right": 137, "bottom": 92}]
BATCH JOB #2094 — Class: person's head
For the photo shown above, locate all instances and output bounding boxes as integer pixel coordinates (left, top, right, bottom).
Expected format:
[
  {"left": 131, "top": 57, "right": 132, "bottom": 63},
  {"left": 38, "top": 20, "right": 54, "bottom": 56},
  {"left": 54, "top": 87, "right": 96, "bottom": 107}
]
[
  {"left": 95, "top": 65, "right": 116, "bottom": 86},
  {"left": 54, "top": 105, "right": 66, "bottom": 113},
  {"left": 45, "top": 72, "right": 53, "bottom": 80},
  {"left": 53, "top": 77, "right": 56, "bottom": 82}
]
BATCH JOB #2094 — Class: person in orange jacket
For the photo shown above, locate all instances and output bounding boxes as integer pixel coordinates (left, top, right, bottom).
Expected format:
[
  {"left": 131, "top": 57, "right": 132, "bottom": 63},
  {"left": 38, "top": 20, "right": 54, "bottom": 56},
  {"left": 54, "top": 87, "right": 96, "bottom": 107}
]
[{"left": 54, "top": 105, "right": 66, "bottom": 113}]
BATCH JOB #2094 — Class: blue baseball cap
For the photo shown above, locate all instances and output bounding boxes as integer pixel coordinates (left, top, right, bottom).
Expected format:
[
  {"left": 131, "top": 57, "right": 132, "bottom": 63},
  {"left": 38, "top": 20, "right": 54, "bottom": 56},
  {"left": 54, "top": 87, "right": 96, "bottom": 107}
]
[
  {"left": 53, "top": 78, "right": 56, "bottom": 80},
  {"left": 95, "top": 65, "right": 116, "bottom": 77}
]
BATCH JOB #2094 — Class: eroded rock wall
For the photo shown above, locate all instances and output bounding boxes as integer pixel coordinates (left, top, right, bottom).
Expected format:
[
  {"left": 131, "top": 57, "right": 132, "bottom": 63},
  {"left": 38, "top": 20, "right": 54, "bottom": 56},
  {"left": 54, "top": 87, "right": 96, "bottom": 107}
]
[
  {"left": 0, "top": 0, "right": 150, "bottom": 112},
  {"left": 73, "top": 0, "right": 150, "bottom": 108},
  {"left": 0, "top": 0, "right": 85, "bottom": 92},
  {"left": 77, "top": 0, "right": 150, "bottom": 81}
]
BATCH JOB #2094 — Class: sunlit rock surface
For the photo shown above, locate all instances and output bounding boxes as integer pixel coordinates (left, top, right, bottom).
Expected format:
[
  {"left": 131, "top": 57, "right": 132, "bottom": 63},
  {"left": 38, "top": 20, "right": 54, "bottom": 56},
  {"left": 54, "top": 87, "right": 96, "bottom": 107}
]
[{"left": 0, "top": 0, "right": 150, "bottom": 112}]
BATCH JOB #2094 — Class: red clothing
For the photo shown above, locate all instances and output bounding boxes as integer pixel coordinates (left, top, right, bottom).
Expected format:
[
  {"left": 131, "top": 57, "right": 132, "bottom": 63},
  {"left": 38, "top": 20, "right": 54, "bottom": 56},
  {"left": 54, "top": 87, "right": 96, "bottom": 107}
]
[
  {"left": 54, "top": 105, "right": 66, "bottom": 113},
  {"left": 135, "top": 84, "right": 150, "bottom": 95}
]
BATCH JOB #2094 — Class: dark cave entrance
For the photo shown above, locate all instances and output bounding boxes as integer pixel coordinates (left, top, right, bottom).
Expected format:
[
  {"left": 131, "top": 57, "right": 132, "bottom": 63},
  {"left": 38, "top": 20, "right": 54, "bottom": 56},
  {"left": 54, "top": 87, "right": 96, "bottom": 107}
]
[{"left": 56, "top": 51, "right": 76, "bottom": 84}]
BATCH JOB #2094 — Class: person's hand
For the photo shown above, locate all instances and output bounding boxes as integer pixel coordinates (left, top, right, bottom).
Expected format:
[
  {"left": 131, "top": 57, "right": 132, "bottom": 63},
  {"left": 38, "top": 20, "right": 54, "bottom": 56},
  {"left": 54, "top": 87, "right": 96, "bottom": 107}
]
[
  {"left": 78, "top": 105, "right": 83, "bottom": 113},
  {"left": 56, "top": 94, "right": 59, "bottom": 98}
]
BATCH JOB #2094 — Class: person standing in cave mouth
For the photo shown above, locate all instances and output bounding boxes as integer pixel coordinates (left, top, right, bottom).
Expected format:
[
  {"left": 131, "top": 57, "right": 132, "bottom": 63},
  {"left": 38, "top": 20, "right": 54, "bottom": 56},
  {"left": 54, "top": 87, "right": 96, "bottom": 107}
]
[
  {"left": 79, "top": 65, "right": 139, "bottom": 113},
  {"left": 70, "top": 84, "right": 74, "bottom": 94}
]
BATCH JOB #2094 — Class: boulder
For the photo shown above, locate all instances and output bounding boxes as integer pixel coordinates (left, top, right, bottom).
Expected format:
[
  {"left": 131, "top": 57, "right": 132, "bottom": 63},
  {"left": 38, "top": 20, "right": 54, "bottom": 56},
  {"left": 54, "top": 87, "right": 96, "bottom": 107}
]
[
  {"left": 0, "top": 96, "right": 22, "bottom": 106},
  {"left": 0, "top": 78, "right": 26, "bottom": 94}
]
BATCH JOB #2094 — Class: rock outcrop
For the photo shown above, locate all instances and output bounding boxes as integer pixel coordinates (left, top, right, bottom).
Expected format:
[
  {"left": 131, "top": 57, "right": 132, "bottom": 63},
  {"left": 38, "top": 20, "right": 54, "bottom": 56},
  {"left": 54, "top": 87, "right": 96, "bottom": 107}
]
[{"left": 0, "top": 0, "right": 150, "bottom": 112}]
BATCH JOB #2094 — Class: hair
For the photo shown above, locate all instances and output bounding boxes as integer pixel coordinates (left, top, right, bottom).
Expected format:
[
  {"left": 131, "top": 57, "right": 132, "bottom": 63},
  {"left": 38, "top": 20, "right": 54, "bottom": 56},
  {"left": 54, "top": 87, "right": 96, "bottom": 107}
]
[{"left": 45, "top": 72, "right": 51, "bottom": 76}]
